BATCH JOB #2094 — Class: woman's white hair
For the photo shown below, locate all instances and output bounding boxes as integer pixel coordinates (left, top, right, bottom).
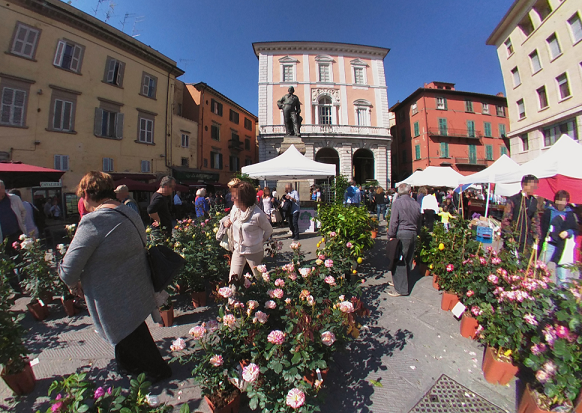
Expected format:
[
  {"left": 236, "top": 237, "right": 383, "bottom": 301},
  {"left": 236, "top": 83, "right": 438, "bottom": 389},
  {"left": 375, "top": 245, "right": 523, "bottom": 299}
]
[{"left": 196, "top": 188, "right": 206, "bottom": 197}]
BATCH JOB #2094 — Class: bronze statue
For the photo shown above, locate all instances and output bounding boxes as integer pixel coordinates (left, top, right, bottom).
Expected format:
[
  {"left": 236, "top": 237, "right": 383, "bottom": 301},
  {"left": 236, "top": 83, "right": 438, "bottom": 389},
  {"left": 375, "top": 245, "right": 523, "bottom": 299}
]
[{"left": 277, "top": 86, "right": 301, "bottom": 137}]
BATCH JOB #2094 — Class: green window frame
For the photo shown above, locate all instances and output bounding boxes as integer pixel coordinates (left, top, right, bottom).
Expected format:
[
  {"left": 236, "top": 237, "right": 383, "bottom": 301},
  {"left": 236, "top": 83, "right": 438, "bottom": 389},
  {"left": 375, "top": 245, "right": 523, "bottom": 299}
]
[
  {"left": 415, "top": 144, "right": 421, "bottom": 160},
  {"left": 440, "top": 142, "right": 449, "bottom": 158},
  {"left": 499, "top": 124, "right": 506, "bottom": 138},
  {"left": 438, "top": 118, "right": 448, "bottom": 136},
  {"left": 500, "top": 146, "right": 508, "bottom": 156},
  {"left": 486, "top": 145, "right": 493, "bottom": 160},
  {"left": 469, "top": 144, "right": 477, "bottom": 164},
  {"left": 467, "top": 120, "right": 475, "bottom": 138},
  {"left": 484, "top": 122, "right": 492, "bottom": 137},
  {"left": 413, "top": 121, "right": 419, "bottom": 137}
]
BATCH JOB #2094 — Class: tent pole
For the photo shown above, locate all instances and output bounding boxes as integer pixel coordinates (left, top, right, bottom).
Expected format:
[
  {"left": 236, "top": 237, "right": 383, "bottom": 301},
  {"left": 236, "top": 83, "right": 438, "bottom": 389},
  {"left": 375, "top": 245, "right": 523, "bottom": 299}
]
[{"left": 485, "top": 182, "right": 491, "bottom": 218}]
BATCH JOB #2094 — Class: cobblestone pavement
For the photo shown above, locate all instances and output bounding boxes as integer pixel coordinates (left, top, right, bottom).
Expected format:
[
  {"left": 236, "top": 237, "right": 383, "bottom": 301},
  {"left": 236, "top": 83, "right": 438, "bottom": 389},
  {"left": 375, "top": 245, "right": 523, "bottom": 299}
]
[{"left": 1, "top": 221, "right": 517, "bottom": 412}]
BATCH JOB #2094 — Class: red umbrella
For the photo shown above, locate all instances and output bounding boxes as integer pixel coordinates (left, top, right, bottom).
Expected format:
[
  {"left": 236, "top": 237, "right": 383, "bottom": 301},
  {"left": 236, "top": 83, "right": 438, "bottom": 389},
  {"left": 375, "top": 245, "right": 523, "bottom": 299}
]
[{"left": 0, "top": 162, "right": 65, "bottom": 188}]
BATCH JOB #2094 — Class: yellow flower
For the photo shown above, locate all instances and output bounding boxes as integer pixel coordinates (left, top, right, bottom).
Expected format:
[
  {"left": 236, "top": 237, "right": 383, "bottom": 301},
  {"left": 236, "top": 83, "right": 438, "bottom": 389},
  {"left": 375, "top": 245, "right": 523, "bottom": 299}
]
[
  {"left": 438, "top": 243, "right": 445, "bottom": 250},
  {"left": 357, "top": 257, "right": 363, "bottom": 264},
  {"left": 352, "top": 270, "right": 357, "bottom": 274},
  {"left": 504, "top": 349, "right": 512, "bottom": 357},
  {"left": 429, "top": 264, "right": 434, "bottom": 270},
  {"left": 316, "top": 242, "right": 321, "bottom": 248},
  {"left": 321, "top": 238, "right": 325, "bottom": 243}
]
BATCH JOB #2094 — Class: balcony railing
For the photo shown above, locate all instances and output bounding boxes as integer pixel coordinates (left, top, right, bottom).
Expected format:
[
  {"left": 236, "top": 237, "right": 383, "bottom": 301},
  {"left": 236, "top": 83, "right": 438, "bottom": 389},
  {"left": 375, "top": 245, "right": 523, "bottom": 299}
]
[
  {"left": 259, "top": 124, "right": 390, "bottom": 137},
  {"left": 228, "top": 139, "right": 243, "bottom": 151},
  {"left": 454, "top": 157, "right": 488, "bottom": 166},
  {"left": 428, "top": 127, "right": 483, "bottom": 139}
]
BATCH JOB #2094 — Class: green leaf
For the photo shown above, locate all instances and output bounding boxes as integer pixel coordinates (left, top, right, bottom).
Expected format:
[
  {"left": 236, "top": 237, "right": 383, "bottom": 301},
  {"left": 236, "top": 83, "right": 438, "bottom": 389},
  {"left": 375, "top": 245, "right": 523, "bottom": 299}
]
[
  {"left": 272, "top": 362, "right": 283, "bottom": 374},
  {"left": 120, "top": 408, "right": 132, "bottom": 413},
  {"left": 77, "top": 405, "right": 89, "bottom": 413},
  {"left": 180, "top": 403, "right": 190, "bottom": 413},
  {"left": 291, "top": 352, "right": 301, "bottom": 365},
  {"left": 249, "top": 396, "right": 259, "bottom": 410},
  {"left": 369, "top": 379, "right": 383, "bottom": 387}
]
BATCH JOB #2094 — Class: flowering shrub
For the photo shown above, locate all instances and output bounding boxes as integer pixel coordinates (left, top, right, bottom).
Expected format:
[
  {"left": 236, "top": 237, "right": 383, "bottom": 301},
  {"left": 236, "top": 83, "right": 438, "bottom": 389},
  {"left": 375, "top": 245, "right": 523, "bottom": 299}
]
[{"left": 16, "top": 236, "right": 59, "bottom": 301}]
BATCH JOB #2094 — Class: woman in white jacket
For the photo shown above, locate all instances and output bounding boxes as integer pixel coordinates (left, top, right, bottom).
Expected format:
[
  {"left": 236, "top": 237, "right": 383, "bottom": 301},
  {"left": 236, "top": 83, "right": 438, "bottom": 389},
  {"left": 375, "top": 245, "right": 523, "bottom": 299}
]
[{"left": 224, "top": 181, "right": 273, "bottom": 281}]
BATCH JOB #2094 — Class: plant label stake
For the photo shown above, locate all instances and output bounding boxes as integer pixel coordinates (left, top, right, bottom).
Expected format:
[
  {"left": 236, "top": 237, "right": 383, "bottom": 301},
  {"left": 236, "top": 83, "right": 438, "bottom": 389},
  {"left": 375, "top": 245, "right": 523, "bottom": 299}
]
[{"left": 451, "top": 302, "right": 466, "bottom": 319}]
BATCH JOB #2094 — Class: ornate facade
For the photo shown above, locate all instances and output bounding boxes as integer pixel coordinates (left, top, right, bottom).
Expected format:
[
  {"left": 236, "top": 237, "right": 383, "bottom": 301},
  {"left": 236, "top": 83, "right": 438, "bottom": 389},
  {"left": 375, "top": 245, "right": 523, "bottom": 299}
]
[{"left": 253, "top": 41, "right": 392, "bottom": 189}]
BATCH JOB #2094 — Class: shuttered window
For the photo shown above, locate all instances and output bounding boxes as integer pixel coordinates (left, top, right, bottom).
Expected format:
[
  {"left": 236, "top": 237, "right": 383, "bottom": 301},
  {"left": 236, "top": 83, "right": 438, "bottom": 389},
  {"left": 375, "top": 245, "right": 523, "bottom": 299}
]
[
  {"left": 54, "top": 155, "right": 69, "bottom": 171},
  {"left": 140, "top": 160, "right": 151, "bottom": 173},
  {"left": 53, "top": 40, "right": 83, "bottom": 72},
  {"left": 0, "top": 87, "right": 26, "bottom": 126},
  {"left": 11, "top": 23, "right": 40, "bottom": 59},
  {"left": 486, "top": 145, "right": 493, "bottom": 160},
  {"left": 52, "top": 99, "right": 73, "bottom": 131},
  {"left": 440, "top": 142, "right": 449, "bottom": 158},
  {"left": 104, "top": 57, "right": 125, "bottom": 86},
  {"left": 102, "top": 157, "right": 114, "bottom": 172},
  {"left": 141, "top": 73, "right": 157, "bottom": 98},
  {"left": 139, "top": 118, "right": 154, "bottom": 143},
  {"left": 484, "top": 122, "right": 492, "bottom": 137},
  {"left": 93, "top": 108, "right": 123, "bottom": 139},
  {"left": 415, "top": 145, "right": 421, "bottom": 160}
]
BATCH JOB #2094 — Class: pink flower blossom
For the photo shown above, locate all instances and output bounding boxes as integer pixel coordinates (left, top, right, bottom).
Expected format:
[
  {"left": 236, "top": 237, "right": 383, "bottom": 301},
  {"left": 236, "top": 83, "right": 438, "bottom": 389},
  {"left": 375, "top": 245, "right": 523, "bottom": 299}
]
[
  {"left": 205, "top": 320, "right": 219, "bottom": 332},
  {"left": 218, "top": 287, "right": 233, "bottom": 298},
  {"left": 346, "top": 242, "right": 353, "bottom": 248},
  {"left": 223, "top": 314, "right": 236, "bottom": 327},
  {"left": 542, "top": 360, "right": 557, "bottom": 375},
  {"left": 524, "top": 314, "right": 538, "bottom": 326},
  {"left": 318, "top": 254, "right": 325, "bottom": 260},
  {"left": 536, "top": 369, "right": 550, "bottom": 383},
  {"left": 51, "top": 401, "right": 64, "bottom": 412},
  {"left": 491, "top": 257, "right": 501, "bottom": 265},
  {"left": 189, "top": 326, "right": 207, "bottom": 339},
  {"left": 543, "top": 326, "right": 557, "bottom": 347},
  {"left": 210, "top": 355, "right": 223, "bottom": 367},
  {"left": 471, "top": 306, "right": 482, "bottom": 316},
  {"left": 170, "top": 338, "right": 186, "bottom": 351},
  {"left": 275, "top": 278, "right": 285, "bottom": 287},
  {"left": 107, "top": 387, "right": 112, "bottom": 395},
  {"left": 253, "top": 311, "right": 268, "bottom": 324},
  {"left": 265, "top": 300, "right": 276, "bottom": 309},
  {"left": 282, "top": 263, "right": 295, "bottom": 272},
  {"left": 288, "top": 272, "right": 298, "bottom": 281},
  {"left": 466, "top": 290, "right": 474, "bottom": 297},
  {"left": 556, "top": 325, "right": 570, "bottom": 339},
  {"left": 446, "top": 264, "right": 454, "bottom": 272},
  {"left": 242, "top": 363, "right": 260, "bottom": 383},
  {"left": 321, "top": 331, "right": 336, "bottom": 346},
  {"left": 247, "top": 300, "right": 259, "bottom": 310},
  {"left": 329, "top": 231, "right": 337, "bottom": 237},
  {"left": 338, "top": 301, "right": 354, "bottom": 313},
  {"left": 94, "top": 387, "right": 105, "bottom": 399},
  {"left": 325, "top": 276, "right": 336, "bottom": 286},
  {"left": 496, "top": 268, "right": 507, "bottom": 277},
  {"left": 286, "top": 388, "right": 305, "bottom": 409},
  {"left": 262, "top": 273, "right": 270, "bottom": 283},
  {"left": 487, "top": 274, "right": 499, "bottom": 284},
  {"left": 267, "top": 330, "right": 285, "bottom": 345},
  {"left": 324, "top": 259, "right": 334, "bottom": 268},
  {"left": 12, "top": 241, "right": 19, "bottom": 250},
  {"left": 273, "top": 289, "right": 284, "bottom": 299},
  {"left": 290, "top": 242, "right": 301, "bottom": 250},
  {"left": 531, "top": 343, "right": 547, "bottom": 355},
  {"left": 256, "top": 264, "right": 268, "bottom": 273},
  {"left": 244, "top": 279, "right": 252, "bottom": 289},
  {"left": 299, "top": 268, "right": 312, "bottom": 278},
  {"left": 479, "top": 257, "right": 487, "bottom": 265},
  {"left": 306, "top": 295, "right": 315, "bottom": 306}
]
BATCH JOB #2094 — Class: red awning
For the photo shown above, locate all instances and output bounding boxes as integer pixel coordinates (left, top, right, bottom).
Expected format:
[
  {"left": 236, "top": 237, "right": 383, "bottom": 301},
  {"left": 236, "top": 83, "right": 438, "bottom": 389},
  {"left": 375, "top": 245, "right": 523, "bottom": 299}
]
[
  {"left": 0, "top": 162, "right": 65, "bottom": 188},
  {"left": 113, "top": 178, "right": 157, "bottom": 192}
]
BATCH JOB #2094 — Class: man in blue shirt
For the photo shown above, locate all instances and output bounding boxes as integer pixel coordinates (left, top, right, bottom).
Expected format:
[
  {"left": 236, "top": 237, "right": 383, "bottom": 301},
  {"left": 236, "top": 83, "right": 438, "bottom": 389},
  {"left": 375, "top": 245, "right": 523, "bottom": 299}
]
[
  {"left": 284, "top": 183, "right": 300, "bottom": 240},
  {"left": 344, "top": 180, "right": 361, "bottom": 206},
  {"left": 114, "top": 185, "right": 140, "bottom": 215}
]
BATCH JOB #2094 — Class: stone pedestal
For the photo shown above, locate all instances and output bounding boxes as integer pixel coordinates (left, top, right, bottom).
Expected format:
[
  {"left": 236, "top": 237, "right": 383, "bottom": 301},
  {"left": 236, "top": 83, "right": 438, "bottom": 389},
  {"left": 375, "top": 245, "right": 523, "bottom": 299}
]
[{"left": 281, "top": 135, "right": 306, "bottom": 154}]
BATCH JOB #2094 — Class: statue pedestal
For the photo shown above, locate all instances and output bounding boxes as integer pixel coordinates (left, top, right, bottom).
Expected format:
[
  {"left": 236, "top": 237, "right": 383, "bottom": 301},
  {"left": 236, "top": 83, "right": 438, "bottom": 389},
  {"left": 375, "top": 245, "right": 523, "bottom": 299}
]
[{"left": 281, "top": 135, "right": 305, "bottom": 154}]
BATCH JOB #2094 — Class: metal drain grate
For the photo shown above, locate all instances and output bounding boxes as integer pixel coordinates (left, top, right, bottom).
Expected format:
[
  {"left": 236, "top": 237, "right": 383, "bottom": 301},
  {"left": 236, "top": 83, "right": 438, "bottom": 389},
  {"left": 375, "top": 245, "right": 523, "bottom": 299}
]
[{"left": 408, "top": 374, "right": 506, "bottom": 413}]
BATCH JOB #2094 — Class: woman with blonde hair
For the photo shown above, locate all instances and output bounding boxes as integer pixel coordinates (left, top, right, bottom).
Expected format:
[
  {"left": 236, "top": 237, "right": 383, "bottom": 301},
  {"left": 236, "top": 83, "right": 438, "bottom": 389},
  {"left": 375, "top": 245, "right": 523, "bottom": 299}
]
[
  {"left": 224, "top": 181, "right": 272, "bottom": 281},
  {"left": 195, "top": 187, "right": 209, "bottom": 218},
  {"left": 59, "top": 171, "right": 171, "bottom": 382},
  {"left": 374, "top": 187, "right": 387, "bottom": 222}
]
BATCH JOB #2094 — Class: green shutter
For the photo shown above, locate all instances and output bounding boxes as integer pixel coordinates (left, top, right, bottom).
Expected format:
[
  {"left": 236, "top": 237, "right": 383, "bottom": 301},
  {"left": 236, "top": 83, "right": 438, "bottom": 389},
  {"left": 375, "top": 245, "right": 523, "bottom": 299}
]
[
  {"left": 486, "top": 145, "right": 493, "bottom": 160},
  {"left": 415, "top": 145, "right": 420, "bottom": 160},
  {"left": 499, "top": 124, "right": 506, "bottom": 138},
  {"left": 440, "top": 142, "right": 449, "bottom": 158},
  {"left": 438, "top": 118, "right": 448, "bottom": 136},
  {"left": 484, "top": 122, "right": 492, "bottom": 137},
  {"left": 467, "top": 120, "right": 475, "bottom": 137},
  {"left": 414, "top": 122, "right": 419, "bottom": 137},
  {"left": 469, "top": 145, "right": 477, "bottom": 163},
  {"left": 500, "top": 146, "right": 508, "bottom": 156}
]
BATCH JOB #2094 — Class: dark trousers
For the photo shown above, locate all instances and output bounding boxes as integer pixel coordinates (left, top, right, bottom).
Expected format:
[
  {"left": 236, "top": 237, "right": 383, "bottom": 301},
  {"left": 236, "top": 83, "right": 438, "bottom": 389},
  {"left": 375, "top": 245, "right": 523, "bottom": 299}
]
[
  {"left": 423, "top": 210, "right": 436, "bottom": 231},
  {"left": 288, "top": 212, "right": 299, "bottom": 238},
  {"left": 4, "top": 231, "right": 23, "bottom": 292},
  {"left": 115, "top": 321, "right": 171, "bottom": 381},
  {"left": 392, "top": 231, "right": 416, "bottom": 295}
]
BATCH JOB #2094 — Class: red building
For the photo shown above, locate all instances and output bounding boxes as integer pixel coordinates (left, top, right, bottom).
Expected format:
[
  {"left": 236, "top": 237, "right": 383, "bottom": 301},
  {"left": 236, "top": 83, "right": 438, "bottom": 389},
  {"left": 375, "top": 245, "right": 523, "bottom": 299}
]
[{"left": 390, "top": 82, "right": 510, "bottom": 184}]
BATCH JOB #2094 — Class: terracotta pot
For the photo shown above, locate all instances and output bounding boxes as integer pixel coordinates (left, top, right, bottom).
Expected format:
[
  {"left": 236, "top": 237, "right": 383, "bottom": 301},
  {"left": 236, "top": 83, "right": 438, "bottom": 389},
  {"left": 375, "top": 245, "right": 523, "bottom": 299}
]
[
  {"left": 432, "top": 274, "right": 439, "bottom": 290},
  {"left": 303, "top": 368, "right": 329, "bottom": 386},
  {"left": 39, "top": 291, "right": 54, "bottom": 304},
  {"left": 370, "top": 230, "right": 378, "bottom": 239},
  {"left": 160, "top": 304, "right": 174, "bottom": 327},
  {"left": 61, "top": 297, "right": 79, "bottom": 317},
  {"left": 460, "top": 313, "right": 479, "bottom": 339},
  {"left": 27, "top": 301, "right": 49, "bottom": 321},
  {"left": 191, "top": 291, "right": 207, "bottom": 308},
  {"left": 204, "top": 392, "right": 241, "bottom": 413},
  {"left": 518, "top": 384, "right": 552, "bottom": 413},
  {"left": 1, "top": 361, "right": 36, "bottom": 395},
  {"left": 482, "top": 346, "right": 518, "bottom": 385},
  {"left": 440, "top": 291, "right": 459, "bottom": 311}
]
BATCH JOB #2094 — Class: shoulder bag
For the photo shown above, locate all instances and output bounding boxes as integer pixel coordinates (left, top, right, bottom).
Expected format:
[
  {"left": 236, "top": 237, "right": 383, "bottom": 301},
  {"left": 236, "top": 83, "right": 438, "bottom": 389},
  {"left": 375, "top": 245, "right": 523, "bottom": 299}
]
[{"left": 113, "top": 208, "right": 185, "bottom": 292}]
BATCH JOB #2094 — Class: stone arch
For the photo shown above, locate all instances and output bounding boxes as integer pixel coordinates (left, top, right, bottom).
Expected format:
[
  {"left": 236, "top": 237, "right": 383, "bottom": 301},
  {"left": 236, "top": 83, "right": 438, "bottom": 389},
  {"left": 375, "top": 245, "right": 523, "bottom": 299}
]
[
  {"left": 353, "top": 148, "right": 374, "bottom": 184},
  {"left": 315, "top": 147, "right": 340, "bottom": 177}
]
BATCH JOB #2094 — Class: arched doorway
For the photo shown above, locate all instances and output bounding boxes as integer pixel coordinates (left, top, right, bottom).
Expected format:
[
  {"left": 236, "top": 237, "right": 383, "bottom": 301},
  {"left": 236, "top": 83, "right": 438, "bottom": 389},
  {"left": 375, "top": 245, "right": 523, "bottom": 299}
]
[
  {"left": 353, "top": 148, "right": 374, "bottom": 184},
  {"left": 315, "top": 147, "right": 340, "bottom": 177}
]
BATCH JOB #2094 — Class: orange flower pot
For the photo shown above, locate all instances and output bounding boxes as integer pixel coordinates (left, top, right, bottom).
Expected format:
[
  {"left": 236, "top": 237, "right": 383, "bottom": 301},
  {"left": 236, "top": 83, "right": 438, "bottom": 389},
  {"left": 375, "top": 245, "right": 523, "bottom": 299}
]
[
  {"left": 27, "top": 301, "right": 49, "bottom": 321},
  {"left": 432, "top": 274, "right": 439, "bottom": 290},
  {"left": 160, "top": 304, "right": 174, "bottom": 327},
  {"left": 482, "top": 346, "right": 518, "bottom": 385},
  {"left": 204, "top": 392, "right": 241, "bottom": 413},
  {"left": 440, "top": 292, "right": 459, "bottom": 311},
  {"left": 370, "top": 230, "right": 378, "bottom": 239},
  {"left": 1, "top": 361, "right": 36, "bottom": 395},
  {"left": 61, "top": 298, "right": 79, "bottom": 317},
  {"left": 460, "top": 314, "right": 479, "bottom": 339},
  {"left": 191, "top": 291, "right": 207, "bottom": 308}
]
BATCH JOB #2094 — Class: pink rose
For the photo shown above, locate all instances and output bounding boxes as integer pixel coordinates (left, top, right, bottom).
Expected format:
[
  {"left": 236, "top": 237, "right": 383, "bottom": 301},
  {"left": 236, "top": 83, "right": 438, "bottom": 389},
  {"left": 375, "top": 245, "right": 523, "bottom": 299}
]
[
  {"left": 267, "top": 330, "right": 285, "bottom": 345},
  {"left": 242, "top": 363, "right": 260, "bottom": 383},
  {"left": 94, "top": 387, "right": 105, "bottom": 399},
  {"left": 265, "top": 300, "right": 276, "bottom": 309},
  {"left": 273, "top": 288, "right": 284, "bottom": 299},
  {"left": 189, "top": 325, "right": 207, "bottom": 339},
  {"left": 479, "top": 257, "right": 487, "bottom": 265},
  {"left": 524, "top": 314, "right": 538, "bottom": 326},
  {"left": 492, "top": 257, "right": 501, "bottom": 265},
  {"left": 321, "top": 331, "right": 336, "bottom": 346},
  {"left": 318, "top": 254, "right": 325, "bottom": 260},
  {"left": 536, "top": 369, "right": 549, "bottom": 383},
  {"left": 275, "top": 278, "right": 285, "bottom": 287},
  {"left": 542, "top": 360, "right": 557, "bottom": 375},
  {"left": 256, "top": 264, "right": 268, "bottom": 273},
  {"left": 210, "top": 355, "right": 223, "bottom": 367},
  {"left": 299, "top": 268, "right": 312, "bottom": 278},
  {"left": 487, "top": 274, "right": 498, "bottom": 284},
  {"left": 324, "top": 259, "right": 334, "bottom": 268},
  {"left": 262, "top": 273, "right": 270, "bottom": 283},
  {"left": 346, "top": 242, "right": 353, "bottom": 248},
  {"left": 531, "top": 343, "right": 546, "bottom": 355},
  {"left": 253, "top": 311, "right": 268, "bottom": 324},
  {"left": 218, "top": 287, "right": 233, "bottom": 298},
  {"left": 223, "top": 314, "right": 236, "bottom": 327},
  {"left": 329, "top": 231, "right": 336, "bottom": 237},
  {"left": 51, "top": 402, "right": 64, "bottom": 412},
  {"left": 325, "top": 276, "right": 336, "bottom": 286},
  {"left": 205, "top": 320, "right": 219, "bottom": 332},
  {"left": 556, "top": 325, "right": 570, "bottom": 339},
  {"left": 471, "top": 306, "right": 482, "bottom": 316},
  {"left": 288, "top": 272, "right": 298, "bottom": 281},
  {"left": 338, "top": 301, "right": 354, "bottom": 313},
  {"left": 446, "top": 264, "right": 454, "bottom": 272},
  {"left": 247, "top": 300, "right": 259, "bottom": 310},
  {"left": 466, "top": 290, "right": 474, "bottom": 297},
  {"left": 244, "top": 279, "right": 252, "bottom": 289},
  {"left": 286, "top": 388, "right": 305, "bottom": 409},
  {"left": 170, "top": 338, "right": 186, "bottom": 351}
]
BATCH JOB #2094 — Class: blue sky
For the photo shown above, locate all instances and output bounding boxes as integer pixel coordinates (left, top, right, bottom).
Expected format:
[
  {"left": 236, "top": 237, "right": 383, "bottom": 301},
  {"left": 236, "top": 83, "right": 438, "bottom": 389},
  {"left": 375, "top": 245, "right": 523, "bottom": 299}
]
[{"left": 70, "top": 0, "right": 511, "bottom": 116}]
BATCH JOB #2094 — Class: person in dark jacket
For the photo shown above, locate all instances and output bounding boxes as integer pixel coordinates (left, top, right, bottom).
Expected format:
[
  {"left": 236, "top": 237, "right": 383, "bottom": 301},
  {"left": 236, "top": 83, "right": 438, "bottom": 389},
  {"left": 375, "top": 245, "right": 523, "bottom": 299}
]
[
  {"left": 387, "top": 183, "right": 422, "bottom": 297},
  {"left": 541, "top": 190, "right": 579, "bottom": 286},
  {"left": 501, "top": 174, "right": 542, "bottom": 254}
]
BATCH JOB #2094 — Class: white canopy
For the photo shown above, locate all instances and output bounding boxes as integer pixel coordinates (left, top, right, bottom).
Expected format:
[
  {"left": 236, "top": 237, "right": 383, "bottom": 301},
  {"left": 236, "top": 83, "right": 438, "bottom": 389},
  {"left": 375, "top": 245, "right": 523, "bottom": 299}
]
[
  {"left": 396, "top": 166, "right": 464, "bottom": 188},
  {"left": 496, "top": 134, "right": 582, "bottom": 184},
  {"left": 458, "top": 154, "right": 520, "bottom": 185},
  {"left": 240, "top": 144, "right": 336, "bottom": 180}
]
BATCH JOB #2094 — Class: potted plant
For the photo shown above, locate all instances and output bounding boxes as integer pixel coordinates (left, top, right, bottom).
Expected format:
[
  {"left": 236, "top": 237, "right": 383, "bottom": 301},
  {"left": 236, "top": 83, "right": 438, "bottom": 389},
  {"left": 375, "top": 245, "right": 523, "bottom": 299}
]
[
  {"left": 0, "top": 253, "right": 35, "bottom": 395},
  {"left": 16, "top": 236, "right": 58, "bottom": 320},
  {"left": 159, "top": 296, "right": 174, "bottom": 327},
  {"left": 369, "top": 216, "right": 379, "bottom": 239}
]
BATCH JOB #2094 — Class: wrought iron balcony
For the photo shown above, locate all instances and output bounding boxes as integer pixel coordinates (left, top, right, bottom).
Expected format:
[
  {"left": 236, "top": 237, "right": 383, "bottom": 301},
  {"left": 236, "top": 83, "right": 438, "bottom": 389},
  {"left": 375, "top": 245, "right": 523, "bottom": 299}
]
[
  {"left": 428, "top": 127, "right": 483, "bottom": 139},
  {"left": 228, "top": 139, "right": 243, "bottom": 151},
  {"left": 454, "top": 157, "right": 488, "bottom": 166},
  {"left": 259, "top": 124, "right": 391, "bottom": 137}
]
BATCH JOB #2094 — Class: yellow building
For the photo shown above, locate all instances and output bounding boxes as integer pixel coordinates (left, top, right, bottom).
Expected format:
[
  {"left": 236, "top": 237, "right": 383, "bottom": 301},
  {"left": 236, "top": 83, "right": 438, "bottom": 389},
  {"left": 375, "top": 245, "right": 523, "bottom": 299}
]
[{"left": 0, "top": 0, "right": 184, "bottom": 212}]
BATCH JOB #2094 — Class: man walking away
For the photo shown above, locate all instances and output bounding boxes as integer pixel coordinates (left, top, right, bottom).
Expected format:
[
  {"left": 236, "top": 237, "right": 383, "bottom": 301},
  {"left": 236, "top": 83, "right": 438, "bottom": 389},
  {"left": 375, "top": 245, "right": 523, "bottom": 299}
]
[
  {"left": 147, "top": 176, "right": 176, "bottom": 238},
  {"left": 344, "top": 180, "right": 361, "bottom": 206},
  {"left": 421, "top": 188, "right": 439, "bottom": 231},
  {"left": 9, "top": 189, "right": 38, "bottom": 239},
  {"left": 0, "top": 180, "right": 27, "bottom": 291},
  {"left": 173, "top": 190, "right": 183, "bottom": 219},
  {"left": 115, "top": 185, "right": 140, "bottom": 216},
  {"left": 284, "top": 183, "right": 300, "bottom": 240},
  {"left": 387, "top": 183, "right": 421, "bottom": 297}
]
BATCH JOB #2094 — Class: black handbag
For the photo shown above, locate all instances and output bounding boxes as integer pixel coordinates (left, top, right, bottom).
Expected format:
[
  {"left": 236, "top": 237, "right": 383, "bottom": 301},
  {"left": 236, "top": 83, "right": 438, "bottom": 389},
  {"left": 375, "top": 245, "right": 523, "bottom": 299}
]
[{"left": 113, "top": 209, "right": 185, "bottom": 292}]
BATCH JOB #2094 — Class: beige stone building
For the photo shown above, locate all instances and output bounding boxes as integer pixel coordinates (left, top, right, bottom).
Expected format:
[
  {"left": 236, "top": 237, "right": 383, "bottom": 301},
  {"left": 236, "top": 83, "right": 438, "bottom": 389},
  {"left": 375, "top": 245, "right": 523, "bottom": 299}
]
[
  {"left": 0, "top": 0, "right": 184, "bottom": 212},
  {"left": 487, "top": 0, "right": 582, "bottom": 164}
]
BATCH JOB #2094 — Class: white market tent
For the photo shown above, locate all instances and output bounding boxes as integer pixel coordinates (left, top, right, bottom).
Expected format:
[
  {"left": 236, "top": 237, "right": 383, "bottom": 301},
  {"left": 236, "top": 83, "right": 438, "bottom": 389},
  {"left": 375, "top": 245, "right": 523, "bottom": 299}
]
[
  {"left": 240, "top": 144, "right": 336, "bottom": 180},
  {"left": 458, "top": 154, "right": 520, "bottom": 185},
  {"left": 495, "top": 134, "right": 582, "bottom": 184},
  {"left": 396, "top": 166, "right": 463, "bottom": 188}
]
